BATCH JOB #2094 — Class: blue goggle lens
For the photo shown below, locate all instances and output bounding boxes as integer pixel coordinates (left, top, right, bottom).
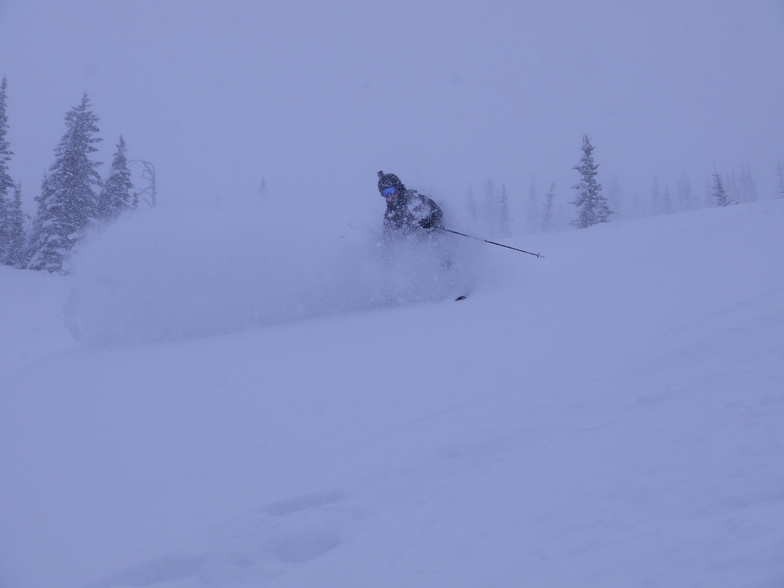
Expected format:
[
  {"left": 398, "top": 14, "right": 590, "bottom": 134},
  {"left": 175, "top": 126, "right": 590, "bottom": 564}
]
[{"left": 382, "top": 186, "right": 397, "bottom": 196}]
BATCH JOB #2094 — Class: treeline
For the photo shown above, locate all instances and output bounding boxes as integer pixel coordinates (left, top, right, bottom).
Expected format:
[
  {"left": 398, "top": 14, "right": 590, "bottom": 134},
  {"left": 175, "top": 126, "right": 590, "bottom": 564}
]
[
  {"left": 465, "top": 136, "right": 784, "bottom": 237},
  {"left": 4, "top": 73, "right": 783, "bottom": 271},
  {"left": 0, "top": 77, "right": 140, "bottom": 273}
]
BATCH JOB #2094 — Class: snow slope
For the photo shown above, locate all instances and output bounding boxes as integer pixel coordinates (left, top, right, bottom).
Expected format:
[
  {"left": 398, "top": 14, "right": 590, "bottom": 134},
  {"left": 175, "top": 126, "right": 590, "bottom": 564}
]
[{"left": 1, "top": 199, "right": 783, "bottom": 588}]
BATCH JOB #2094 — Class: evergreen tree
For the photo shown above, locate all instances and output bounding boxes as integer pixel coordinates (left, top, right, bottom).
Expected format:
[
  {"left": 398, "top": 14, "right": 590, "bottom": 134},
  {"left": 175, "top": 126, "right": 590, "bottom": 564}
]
[
  {"left": 24, "top": 172, "right": 55, "bottom": 269},
  {"left": 0, "top": 76, "right": 16, "bottom": 265},
  {"left": 711, "top": 164, "right": 729, "bottom": 207},
  {"left": 482, "top": 178, "right": 498, "bottom": 235},
  {"left": 4, "top": 182, "right": 29, "bottom": 266},
  {"left": 571, "top": 135, "right": 612, "bottom": 228},
  {"left": 26, "top": 93, "right": 102, "bottom": 272},
  {"left": 499, "top": 183, "right": 510, "bottom": 236},
  {"left": 526, "top": 177, "right": 540, "bottom": 232},
  {"left": 258, "top": 175, "right": 267, "bottom": 201},
  {"left": 465, "top": 183, "right": 478, "bottom": 219},
  {"left": 662, "top": 186, "right": 674, "bottom": 214},
  {"left": 0, "top": 191, "right": 9, "bottom": 263},
  {"left": 542, "top": 180, "right": 556, "bottom": 231},
  {"left": 96, "top": 135, "right": 135, "bottom": 221},
  {"left": 725, "top": 168, "right": 740, "bottom": 204},
  {"left": 676, "top": 172, "right": 695, "bottom": 211},
  {"left": 738, "top": 164, "right": 757, "bottom": 203}
]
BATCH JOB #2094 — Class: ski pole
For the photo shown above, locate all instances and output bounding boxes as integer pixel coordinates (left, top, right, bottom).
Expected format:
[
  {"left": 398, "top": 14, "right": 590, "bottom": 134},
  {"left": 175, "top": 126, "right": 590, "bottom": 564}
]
[{"left": 439, "top": 228, "right": 544, "bottom": 258}]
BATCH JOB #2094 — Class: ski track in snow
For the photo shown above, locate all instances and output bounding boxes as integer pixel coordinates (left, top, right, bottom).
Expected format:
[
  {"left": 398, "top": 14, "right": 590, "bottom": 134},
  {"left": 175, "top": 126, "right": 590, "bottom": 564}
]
[{"left": 1, "top": 200, "right": 784, "bottom": 588}]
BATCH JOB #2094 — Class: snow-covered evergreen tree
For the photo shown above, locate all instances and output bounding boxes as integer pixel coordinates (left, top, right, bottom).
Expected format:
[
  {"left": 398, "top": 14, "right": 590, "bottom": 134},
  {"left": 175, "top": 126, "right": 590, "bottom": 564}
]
[
  {"left": 465, "top": 183, "right": 478, "bottom": 219},
  {"left": 526, "top": 177, "right": 540, "bottom": 232},
  {"left": 96, "top": 135, "right": 135, "bottom": 222},
  {"left": 24, "top": 172, "right": 55, "bottom": 270},
  {"left": 0, "top": 76, "right": 17, "bottom": 265},
  {"left": 738, "top": 164, "right": 757, "bottom": 203},
  {"left": 26, "top": 93, "right": 102, "bottom": 272},
  {"left": 662, "top": 186, "right": 673, "bottom": 214},
  {"left": 571, "top": 135, "right": 612, "bottom": 228},
  {"left": 0, "top": 197, "right": 11, "bottom": 265},
  {"left": 4, "top": 182, "right": 29, "bottom": 266},
  {"left": 711, "top": 164, "right": 729, "bottom": 207},
  {"left": 482, "top": 178, "right": 498, "bottom": 235},
  {"left": 541, "top": 180, "right": 556, "bottom": 231},
  {"left": 258, "top": 175, "right": 267, "bottom": 201},
  {"left": 676, "top": 172, "right": 695, "bottom": 211},
  {"left": 499, "top": 183, "right": 510, "bottom": 236},
  {"left": 650, "top": 175, "right": 673, "bottom": 215},
  {"left": 725, "top": 168, "right": 740, "bottom": 205}
]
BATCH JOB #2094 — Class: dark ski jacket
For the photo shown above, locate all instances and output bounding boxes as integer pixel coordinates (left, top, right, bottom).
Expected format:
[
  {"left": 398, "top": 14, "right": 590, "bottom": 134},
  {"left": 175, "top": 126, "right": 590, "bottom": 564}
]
[{"left": 383, "top": 189, "right": 444, "bottom": 234}]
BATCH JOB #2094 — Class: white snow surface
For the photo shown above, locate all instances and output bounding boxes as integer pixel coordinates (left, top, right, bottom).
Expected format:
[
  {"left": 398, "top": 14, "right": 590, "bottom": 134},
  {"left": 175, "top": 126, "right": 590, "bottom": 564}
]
[{"left": 2, "top": 200, "right": 784, "bottom": 588}]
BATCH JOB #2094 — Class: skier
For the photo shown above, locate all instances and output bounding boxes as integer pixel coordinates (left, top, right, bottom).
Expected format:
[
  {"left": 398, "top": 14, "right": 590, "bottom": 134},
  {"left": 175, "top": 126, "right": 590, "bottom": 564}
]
[{"left": 377, "top": 170, "right": 444, "bottom": 240}]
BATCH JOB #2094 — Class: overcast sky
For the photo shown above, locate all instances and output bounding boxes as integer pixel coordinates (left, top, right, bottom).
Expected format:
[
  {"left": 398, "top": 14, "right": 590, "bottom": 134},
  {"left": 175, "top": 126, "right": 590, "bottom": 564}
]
[{"left": 1, "top": 0, "right": 783, "bottom": 220}]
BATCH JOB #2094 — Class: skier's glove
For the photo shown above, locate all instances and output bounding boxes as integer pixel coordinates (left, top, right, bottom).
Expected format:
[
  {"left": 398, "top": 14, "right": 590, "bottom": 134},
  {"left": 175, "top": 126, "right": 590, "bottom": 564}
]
[{"left": 419, "top": 217, "right": 434, "bottom": 230}]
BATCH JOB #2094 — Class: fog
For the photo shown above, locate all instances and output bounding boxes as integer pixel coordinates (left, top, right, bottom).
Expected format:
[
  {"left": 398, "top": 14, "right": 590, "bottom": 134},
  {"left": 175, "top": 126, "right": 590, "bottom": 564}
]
[{"left": 1, "top": 0, "right": 783, "bottom": 222}]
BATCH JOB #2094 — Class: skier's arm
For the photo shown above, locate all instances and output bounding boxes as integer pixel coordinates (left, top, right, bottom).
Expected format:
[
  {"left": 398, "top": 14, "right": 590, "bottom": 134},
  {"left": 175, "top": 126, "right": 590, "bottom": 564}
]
[{"left": 418, "top": 198, "right": 444, "bottom": 230}]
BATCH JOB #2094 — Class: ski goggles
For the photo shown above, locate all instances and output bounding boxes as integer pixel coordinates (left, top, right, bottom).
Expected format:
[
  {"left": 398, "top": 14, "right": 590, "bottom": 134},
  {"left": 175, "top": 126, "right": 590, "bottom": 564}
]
[{"left": 382, "top": 186, "right": 397, "bottom": 196}]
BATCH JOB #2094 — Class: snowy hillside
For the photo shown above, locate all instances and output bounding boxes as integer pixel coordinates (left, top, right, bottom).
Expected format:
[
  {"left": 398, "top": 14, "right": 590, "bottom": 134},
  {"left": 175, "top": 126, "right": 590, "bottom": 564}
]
[{"left": 1, "top": 200, "right": 784, "bottom": 588}]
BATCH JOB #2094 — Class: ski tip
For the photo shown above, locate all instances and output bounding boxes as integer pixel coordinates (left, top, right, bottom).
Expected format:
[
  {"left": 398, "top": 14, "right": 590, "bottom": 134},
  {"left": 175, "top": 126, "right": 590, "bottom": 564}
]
[{"left": 455, "top": 295, "right": 468, "bottom": 301}]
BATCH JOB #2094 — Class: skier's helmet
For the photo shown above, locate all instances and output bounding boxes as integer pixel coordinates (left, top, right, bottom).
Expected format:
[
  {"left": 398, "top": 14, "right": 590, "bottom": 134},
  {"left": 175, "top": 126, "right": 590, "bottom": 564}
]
[{"left": 377, "top": 170, "right": 405, "bottom": 196}]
